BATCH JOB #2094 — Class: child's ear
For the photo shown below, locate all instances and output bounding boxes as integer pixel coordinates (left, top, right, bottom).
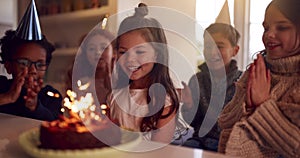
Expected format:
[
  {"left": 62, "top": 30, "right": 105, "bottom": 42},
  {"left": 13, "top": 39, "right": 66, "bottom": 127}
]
[
  {"left": 233, "top": 45, "right": 240, "bottom": 57},
  {"left": 4, "top": 62, "right": 12, "bottom": 74}
]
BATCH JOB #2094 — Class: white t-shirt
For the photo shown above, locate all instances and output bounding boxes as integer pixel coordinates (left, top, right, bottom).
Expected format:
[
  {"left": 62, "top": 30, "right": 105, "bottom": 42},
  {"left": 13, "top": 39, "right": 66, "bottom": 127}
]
[
  {"left": 108, "top": 86, "right": 172, "bottom": 140},
  {"left": 169, "top": 70, "right": 183, "bottom": 89}
]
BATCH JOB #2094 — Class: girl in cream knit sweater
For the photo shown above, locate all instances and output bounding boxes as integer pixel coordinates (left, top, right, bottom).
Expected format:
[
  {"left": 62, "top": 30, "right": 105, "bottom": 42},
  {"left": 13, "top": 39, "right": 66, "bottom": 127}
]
[{"left": 218, "top": 0, "right": 300, "bottom": 157}]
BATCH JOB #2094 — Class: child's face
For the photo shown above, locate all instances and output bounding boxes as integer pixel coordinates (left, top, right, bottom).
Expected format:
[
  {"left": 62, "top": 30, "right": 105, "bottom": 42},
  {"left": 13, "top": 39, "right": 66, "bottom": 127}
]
[
  {"left": 117, "top": 31, "right": 157, "bottom": 81},
  {"left": 263, "top": 4, "right": 300, "bottom": 59},
  {"left": 203, "top": 32, "right": 238, "bottom": 71},
  {"left": 85, "top": 34, "right": 113, "bottom": 69},
  {"left": 5, "top": 43, "right": 47, "bottom": 88}
]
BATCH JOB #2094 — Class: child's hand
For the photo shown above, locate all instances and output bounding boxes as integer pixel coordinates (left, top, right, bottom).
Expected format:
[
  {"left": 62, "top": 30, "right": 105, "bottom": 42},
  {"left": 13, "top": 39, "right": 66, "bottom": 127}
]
[
  {"left": 181, "top": 81, "right": 193, "bottom": 109},
  {"left": 24, "top": 76, "right": 43, "bottom": 111},
  {"left": 3, "top": 68, "right": 28, "bottom": 104},
  {"left": 246, "top": 54, "right": 271, "bottom": 108}
]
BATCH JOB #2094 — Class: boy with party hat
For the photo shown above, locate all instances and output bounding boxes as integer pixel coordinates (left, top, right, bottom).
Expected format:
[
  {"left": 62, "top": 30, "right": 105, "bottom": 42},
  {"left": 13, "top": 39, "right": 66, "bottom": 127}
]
[
  {"left": 181, "top": 0, "right": 242, "bottom": 152},
  {"left": 0, "top": 0, "right": 62, "bottom": 121}
]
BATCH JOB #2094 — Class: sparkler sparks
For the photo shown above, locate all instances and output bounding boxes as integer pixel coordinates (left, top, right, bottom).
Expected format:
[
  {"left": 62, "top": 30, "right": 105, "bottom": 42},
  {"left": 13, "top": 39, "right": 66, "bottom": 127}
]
[
  {"left": 47, "top": 91, "right": 60, "bottom": 98},
  {"left": 62, "top": 80, "right": 109, "bottom": 123}
]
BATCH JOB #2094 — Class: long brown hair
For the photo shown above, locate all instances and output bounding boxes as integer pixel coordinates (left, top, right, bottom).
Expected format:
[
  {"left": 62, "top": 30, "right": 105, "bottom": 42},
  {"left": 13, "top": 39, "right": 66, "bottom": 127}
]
[
  {"left": 265, "top": 0, "right": 300, "bottom": 54},
  {"left": 115, "top": 3, "right": 180, "bottom": 132},
  {"left": 66, "top": 28, "right": 115, "bottom": 99}
]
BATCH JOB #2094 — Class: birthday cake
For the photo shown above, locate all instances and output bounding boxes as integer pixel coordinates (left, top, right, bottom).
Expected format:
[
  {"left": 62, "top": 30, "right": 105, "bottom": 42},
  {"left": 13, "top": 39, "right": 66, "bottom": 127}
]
[
  {"left": 39, "top": 113, "right": 121, "bottom": 150},
  {"left": 39, "top": 90, "right": 121, "bottom": 150}
]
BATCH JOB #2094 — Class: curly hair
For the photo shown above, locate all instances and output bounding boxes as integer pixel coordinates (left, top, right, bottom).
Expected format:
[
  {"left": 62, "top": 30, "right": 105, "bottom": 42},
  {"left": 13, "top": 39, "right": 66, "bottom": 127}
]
[{"left": 0, "top": 30, "right": 55, "bottom": 64}]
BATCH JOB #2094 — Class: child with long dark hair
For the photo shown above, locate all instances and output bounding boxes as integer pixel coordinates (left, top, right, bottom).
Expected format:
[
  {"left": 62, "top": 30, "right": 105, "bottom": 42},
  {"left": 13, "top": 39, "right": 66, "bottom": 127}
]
[
  {"left": 108, "top": 3, "right": 180, "bottom": 143},
  {"left": 218, "top": 0, "right": 300, "bottom": 157},
  {"left": 66, "top": 28, "right": 115, "bottom": 105}
]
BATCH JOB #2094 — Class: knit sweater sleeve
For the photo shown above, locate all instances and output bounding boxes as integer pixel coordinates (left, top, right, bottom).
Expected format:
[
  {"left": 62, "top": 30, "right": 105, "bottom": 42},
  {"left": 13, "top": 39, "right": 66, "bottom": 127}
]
[
  {"left": 218, "top": 71, "right": 249, "bottom": 129},
  {"left": 247, "top": 99, "right": 300, "bottom": 157}
]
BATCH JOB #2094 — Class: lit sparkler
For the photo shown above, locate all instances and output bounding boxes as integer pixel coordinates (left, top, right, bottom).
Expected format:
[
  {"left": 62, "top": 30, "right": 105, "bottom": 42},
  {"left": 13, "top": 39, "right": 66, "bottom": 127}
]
[{"left": 62, "top": 80, "right": 109, "bottom": 124}]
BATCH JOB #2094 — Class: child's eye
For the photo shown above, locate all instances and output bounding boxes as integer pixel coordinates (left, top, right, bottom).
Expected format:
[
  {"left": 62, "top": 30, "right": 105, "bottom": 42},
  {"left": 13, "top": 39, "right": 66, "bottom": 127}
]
[
  {"left": 263, "top": 27, "right": 269, "bottom": 32},
  {"left": 36, "top": 62, "right": 47, "bottom": 69},
  {"left": 100, "top": 46, "right": 106, "bottom": 51},
  {"left": 88, "top": 47, "right": 96, "bottom": 52},
  {"left": 136, "top": 50, "right": 146, "bottom": 54},
  {"left": 277, "top": 26, "right": 290, "bottom": 31},
  {"left": 18, "top": 60, "right": 29, "bottom": 66},
  {"left": 118, "top": 51, "right": 126, "bottom": 55},
  {"left": 216, "top": 45, "right": 224, "bottom": 49},
  {"left": 99, "top": 44, "right": 108, "bottom": 51}
]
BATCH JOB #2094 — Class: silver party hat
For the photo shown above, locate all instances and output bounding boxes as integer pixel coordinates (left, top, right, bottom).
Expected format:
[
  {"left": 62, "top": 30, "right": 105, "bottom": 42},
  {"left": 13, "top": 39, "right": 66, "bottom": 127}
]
[{"left": 16, "top": 0, "right": 42, "bottom": 40}]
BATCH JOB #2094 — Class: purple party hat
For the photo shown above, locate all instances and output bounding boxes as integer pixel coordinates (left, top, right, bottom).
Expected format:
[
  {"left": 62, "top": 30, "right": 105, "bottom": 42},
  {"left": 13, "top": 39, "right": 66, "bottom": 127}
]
[{"left": 16, "top": 0, "right": 42, "bottom": 40}]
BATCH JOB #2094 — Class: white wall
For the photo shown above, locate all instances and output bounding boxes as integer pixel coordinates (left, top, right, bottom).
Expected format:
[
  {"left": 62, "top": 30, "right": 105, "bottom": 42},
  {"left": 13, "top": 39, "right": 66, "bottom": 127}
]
[
  {"left": 110, "top": 0, "right": 141, "bottom": 34},
  {"left": 117, "top": 0, "right": 141, "bottom": 12},
  {"left": 141, "top": 0, "right": 196, "bottom": 18},
  {"left": 233, "top": 0, "right": 249, "bottom": 71},
  {"left": 0, "top": 0, "right": 17, "bottom": 78},
  {"left": 0, "top": 0, "right": 18, "bottom": 37},
  {"left": 141, "top": 0, "right": 198, "bottom": 83},
  {"left": 0, "top": 0, "right": 17, "bottom": 25}
]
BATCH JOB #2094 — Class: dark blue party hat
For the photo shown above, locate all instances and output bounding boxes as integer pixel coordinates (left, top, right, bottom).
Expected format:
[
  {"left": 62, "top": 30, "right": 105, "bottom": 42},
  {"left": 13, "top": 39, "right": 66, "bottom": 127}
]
[{"left": 16, "top": 0, "right": 42, "bottom": 40}]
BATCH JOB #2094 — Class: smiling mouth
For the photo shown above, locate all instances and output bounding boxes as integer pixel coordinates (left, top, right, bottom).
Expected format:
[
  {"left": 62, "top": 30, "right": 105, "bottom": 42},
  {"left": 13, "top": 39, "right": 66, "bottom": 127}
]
[
  {"left": 266, "top": 43, "right": 280, "bottom": 50},
  {"left": 128, "top": 65, "right": 141, "bottom": 72}
]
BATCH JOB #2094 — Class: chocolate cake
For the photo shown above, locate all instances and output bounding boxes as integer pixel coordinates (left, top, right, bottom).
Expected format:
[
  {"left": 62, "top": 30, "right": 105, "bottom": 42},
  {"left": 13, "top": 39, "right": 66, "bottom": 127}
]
[{"left": 39, "top": 114, "right": 121, "bottom": 150}]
